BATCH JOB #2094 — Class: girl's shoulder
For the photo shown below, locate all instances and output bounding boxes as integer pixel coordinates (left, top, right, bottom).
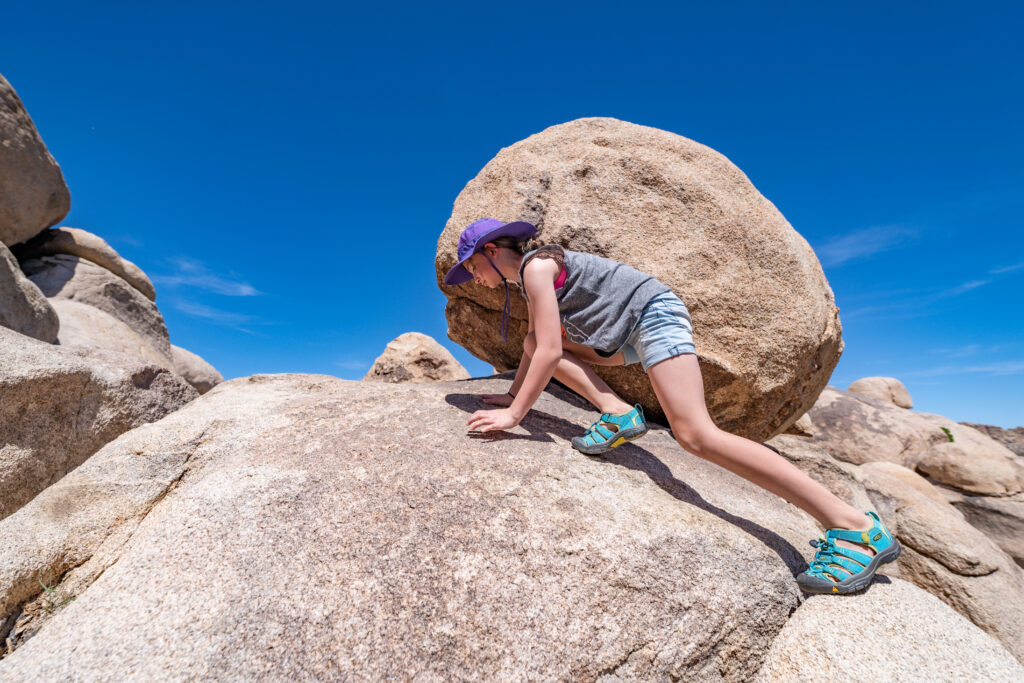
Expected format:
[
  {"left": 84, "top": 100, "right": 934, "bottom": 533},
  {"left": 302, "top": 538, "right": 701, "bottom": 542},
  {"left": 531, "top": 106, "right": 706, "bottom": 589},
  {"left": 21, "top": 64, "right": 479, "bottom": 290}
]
[{"left": 522, "top": 244, "right": 565, "bottom": 271}]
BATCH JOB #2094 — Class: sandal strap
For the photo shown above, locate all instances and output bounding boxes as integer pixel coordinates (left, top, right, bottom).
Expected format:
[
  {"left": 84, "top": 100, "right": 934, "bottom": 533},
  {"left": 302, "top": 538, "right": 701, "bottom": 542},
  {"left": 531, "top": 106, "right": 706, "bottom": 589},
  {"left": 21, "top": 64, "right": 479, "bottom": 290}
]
[{"left": 830, "top": 543, "right": 873, "bottom": 567}]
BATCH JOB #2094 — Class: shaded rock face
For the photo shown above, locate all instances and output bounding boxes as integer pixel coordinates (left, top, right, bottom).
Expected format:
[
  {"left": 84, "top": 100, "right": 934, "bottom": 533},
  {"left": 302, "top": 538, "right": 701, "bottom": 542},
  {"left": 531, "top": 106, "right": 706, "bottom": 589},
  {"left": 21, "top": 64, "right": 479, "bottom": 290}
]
[
  {"left": 948, "top": 494, "right": 1024, "bottom": 569},
  {"left": 0, "top": 326, "right": 196, "bottom": 521},
  {"left": 2, "top": 373, "right": 839, "bottom": 680},
  {"left": 21, "top": 254, "right": 172, "bottom": 362},
  {"left": 363, "top": 331, "right": 470, "bottom": 384},
  {"left": 0, "top": 75, "right": 71, "bottom": 247},
  {"left": 0, "top": 242, "right": 57, "bottom": 342},
  {"left": 11, "top": 227, "right": 156, "bottom": 301},
  {"left": 847, "top": 376, "right": 913, "bottom": 409},
  {"left": 961, "top": 422, "right": 1024, "bottom": 458},
  {"left": 170, "top": 344, "right": 223, "bottom": 394},
  {"left": 51, "top": 299, "right": 170, "bottom": 369},
  {"left": 435, "top": 117, "right": 842, "bottom": 441},
  {"left": 756, "top": 579, "right": 1023, "bottom": 682}
]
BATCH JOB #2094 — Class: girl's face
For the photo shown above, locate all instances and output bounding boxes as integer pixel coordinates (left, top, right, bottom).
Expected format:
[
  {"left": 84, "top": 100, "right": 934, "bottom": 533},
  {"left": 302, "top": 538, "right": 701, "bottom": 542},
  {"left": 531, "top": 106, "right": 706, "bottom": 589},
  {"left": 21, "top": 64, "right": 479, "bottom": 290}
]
[{"left": 465, "top": 248, "right": 501, "bottom": 288}]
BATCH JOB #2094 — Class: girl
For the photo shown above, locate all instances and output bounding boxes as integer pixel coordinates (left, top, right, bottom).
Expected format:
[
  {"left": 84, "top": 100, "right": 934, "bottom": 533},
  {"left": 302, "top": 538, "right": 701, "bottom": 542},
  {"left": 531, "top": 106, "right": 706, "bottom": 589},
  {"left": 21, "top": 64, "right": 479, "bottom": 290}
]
[{"left": 444, "top": 217, "right": 901, "bottom": 594}]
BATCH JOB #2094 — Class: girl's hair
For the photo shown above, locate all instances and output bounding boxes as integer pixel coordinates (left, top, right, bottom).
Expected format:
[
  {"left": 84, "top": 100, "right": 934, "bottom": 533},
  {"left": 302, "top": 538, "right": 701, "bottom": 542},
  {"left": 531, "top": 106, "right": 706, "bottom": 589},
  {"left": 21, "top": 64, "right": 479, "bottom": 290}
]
[
  {"left": 489, "top": 235, "right": 564, "bottom": 268},
  {"left": 489, "top": 235, "right": 540, "bottom": 254}
]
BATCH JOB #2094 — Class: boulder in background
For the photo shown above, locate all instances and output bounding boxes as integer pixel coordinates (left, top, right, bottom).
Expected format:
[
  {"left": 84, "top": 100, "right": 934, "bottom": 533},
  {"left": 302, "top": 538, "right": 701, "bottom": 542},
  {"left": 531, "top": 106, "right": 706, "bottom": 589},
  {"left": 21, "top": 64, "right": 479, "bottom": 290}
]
[{"left": 0, "top": 74, "right": 70, "bottom": 247}]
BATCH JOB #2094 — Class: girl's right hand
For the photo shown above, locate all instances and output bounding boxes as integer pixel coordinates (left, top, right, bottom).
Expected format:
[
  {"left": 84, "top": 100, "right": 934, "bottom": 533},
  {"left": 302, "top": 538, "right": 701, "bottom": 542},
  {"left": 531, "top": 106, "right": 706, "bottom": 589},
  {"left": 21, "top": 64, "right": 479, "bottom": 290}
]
[{"left": 480, "top": 392, "right": 514, "bottom": 407}]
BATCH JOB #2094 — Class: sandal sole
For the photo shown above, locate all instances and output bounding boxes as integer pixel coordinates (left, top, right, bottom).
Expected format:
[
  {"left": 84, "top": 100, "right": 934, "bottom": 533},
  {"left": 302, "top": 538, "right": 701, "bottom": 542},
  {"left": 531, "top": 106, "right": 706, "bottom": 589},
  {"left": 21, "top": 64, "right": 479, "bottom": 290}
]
[
  {"left": 571, "top": 425, "right": 649, "bottom": 455},
  {"left": 798, "top": 538, "right": 903, "bottom": 595}
]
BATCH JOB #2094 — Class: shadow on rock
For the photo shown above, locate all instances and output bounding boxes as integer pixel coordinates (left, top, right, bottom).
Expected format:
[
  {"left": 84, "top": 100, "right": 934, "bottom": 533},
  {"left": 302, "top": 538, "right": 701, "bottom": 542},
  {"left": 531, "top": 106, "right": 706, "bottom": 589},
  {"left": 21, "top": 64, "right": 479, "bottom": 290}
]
[{"left": 445, "top": 391, "right": 806, "bottom": 577}]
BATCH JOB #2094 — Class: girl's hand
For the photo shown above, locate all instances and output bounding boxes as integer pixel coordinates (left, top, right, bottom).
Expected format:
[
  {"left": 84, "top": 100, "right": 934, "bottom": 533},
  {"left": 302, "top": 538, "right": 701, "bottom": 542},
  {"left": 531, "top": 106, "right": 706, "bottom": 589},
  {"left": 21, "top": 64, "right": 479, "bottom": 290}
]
[
  {"left": 480, "top": 392, "right": 514, "bottom": 407},
  {"left": 467, "top": 408, "right": 520, "bottom": 433}
]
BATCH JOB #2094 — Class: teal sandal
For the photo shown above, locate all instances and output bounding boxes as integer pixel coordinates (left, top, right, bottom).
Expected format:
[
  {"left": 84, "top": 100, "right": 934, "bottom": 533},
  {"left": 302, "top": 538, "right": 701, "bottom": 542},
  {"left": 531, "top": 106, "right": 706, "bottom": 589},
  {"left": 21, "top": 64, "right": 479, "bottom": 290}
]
[
  {"left": 797, "top": 511, "right": 901, "bottom": 594},
  {"left": 571, "top": 404, "right": 649, "bottom": 455}
]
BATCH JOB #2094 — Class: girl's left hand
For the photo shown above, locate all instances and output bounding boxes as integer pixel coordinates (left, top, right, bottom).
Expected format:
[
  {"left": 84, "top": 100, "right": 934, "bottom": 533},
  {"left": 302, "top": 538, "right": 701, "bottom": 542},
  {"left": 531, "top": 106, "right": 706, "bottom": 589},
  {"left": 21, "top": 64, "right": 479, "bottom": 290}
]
[{"left": 466, "top": 408, "right": 519, "bottom": 433}]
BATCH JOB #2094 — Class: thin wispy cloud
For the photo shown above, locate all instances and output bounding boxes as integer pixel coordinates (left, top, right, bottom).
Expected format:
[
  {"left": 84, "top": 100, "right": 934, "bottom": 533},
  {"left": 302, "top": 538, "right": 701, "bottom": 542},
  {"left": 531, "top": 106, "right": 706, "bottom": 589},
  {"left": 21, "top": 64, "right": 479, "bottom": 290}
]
[
  {"left": 991, "top": 261, "right": 1024, "bottom": 275},
  {"left": 841, "top": 278, "right": 996, "bottom": 321},
  {"left": 172, "top": 300, "right": 267, "bottom": 335},
  {"left": 816, "top": 225, "right": 917, "bottom": 268},
  {"left": 152, "top": 258, "right": 261, "bottom": 296},
  {"left": 336, "top": 360, "right": 369, "bottom": 370},
  {"left": 931, "top": 344, "right": 1007, "bottom": 359},
  {"left": 940, "top": 279, "right": 990, "bottom": 297},
  {"left": 900, "top": 360, "right": 1024, "bottom": 378}
]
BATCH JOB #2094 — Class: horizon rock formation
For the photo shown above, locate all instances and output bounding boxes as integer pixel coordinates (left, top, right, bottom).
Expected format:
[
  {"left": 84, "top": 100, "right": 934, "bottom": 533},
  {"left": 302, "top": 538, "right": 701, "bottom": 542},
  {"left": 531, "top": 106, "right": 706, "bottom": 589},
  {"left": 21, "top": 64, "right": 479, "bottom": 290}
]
[{"left": 436, "top": 117, "right": 842, "bottom": 441}]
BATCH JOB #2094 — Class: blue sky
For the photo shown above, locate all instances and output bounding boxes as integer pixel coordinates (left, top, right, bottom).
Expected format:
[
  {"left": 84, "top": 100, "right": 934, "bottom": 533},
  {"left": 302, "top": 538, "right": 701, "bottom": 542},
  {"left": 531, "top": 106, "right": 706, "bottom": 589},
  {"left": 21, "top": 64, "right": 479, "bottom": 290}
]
[{"left": 3, "top": 2, "right": 1021, "bottom": 428}]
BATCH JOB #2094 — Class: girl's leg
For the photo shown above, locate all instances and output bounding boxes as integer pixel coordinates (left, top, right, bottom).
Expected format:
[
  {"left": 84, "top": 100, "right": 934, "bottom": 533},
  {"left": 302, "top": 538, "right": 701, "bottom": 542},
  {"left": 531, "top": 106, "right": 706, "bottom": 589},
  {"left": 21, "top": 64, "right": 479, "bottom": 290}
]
[
  {"left": 521, "top": 333, "right": 632, "bottom": 416},
  {"left": 646, "top": 353, "right": 869, "bottom": 532}
]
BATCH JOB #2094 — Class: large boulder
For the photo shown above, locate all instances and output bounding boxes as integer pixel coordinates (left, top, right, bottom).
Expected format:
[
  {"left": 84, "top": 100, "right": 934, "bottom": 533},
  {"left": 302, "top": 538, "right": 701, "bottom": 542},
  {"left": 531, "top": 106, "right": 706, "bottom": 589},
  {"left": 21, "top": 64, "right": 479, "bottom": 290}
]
[
  {"left": 363, "top": 331, "right": 470, "bottom": 384},
  {"left": 858, "top": 462, "right": 1024, "bottom": 660},
  {"left": 0, "top": 326, "right": 196, "bottom": 521},
  {"left": 2, "top": 372, "right": 831, "bottom": 680},
  {"left": 847, "top": 376, "right": 913, "bottom": 408},
  {"left": 436, "top": 117, "right": 842, "bottom": 440},
  {"left": 170, "top": 344, "right": 223, "bottom": 394},
  {"left": 20, "top": 253, "right": 172, "bottom": 362},
  {"left": 756, "top": 579, "right": 1023, "bottom": 681},
  {"left": 11, "top": 227, "right": 156, "bottom": 301},
  {"left": 0, "top": 242, "right": 57, "bottom": 342},
  {"left": 51, "top": 299, "right": 170, "bottom": 369},
  {"left": 0, "top": 74, "right": 70, "bottom": 247}
]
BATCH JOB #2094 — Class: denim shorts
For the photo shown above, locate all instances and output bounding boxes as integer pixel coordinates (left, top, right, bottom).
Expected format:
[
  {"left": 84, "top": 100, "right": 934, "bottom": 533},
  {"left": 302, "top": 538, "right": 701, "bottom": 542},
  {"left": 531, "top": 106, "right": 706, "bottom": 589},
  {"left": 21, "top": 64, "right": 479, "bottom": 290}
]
[{"left": 620, "top": 292, "right": 696, "bottom": 371}]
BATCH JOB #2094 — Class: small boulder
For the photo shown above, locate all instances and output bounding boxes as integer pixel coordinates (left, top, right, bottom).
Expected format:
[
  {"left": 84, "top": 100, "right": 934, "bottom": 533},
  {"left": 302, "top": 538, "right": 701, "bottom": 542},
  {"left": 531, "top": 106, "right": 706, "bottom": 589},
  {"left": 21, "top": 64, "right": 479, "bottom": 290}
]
[
  {"left": 21, "top": 253, "right": 172, "bottom": 362},
  {"left": 363, "top": 332, "right": 470, "bottom": 384},
  {"left": 170, "top": 344, "right": 223, "bottom": 394},
  {"left": 0, "top": 74, "right": 70, "bottom": 247},
  {"left": 756, "top": 579, "right": 1023, "bottom": 681},
  {"left": 11, "top": 227, "right": 156, "bottom": 301},
  {"left": 847, "top": 376, "right": 913, "bottom": 408},
  {"left": 783, "top": 412, "right": 814, "bottom": 437},
  {"left": 0, "top": 242, "right": 57, "bottom": 342}
]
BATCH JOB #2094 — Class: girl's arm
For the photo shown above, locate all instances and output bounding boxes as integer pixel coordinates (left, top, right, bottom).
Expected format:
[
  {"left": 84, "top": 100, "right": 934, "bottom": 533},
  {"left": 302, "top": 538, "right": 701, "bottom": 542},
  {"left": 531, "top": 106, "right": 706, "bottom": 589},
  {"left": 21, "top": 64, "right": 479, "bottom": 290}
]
[
  {"left": 506, "top": 260, "right": 562, "bottom": 423},
  {"left": 505, "top": 301, "right": 535, "bottom": 398},
  {"left": 481, "top": 299, "right": 534, "bottom": 407},
  {"left": 467, "top": 258, "right": 560, "bottom": 432}
]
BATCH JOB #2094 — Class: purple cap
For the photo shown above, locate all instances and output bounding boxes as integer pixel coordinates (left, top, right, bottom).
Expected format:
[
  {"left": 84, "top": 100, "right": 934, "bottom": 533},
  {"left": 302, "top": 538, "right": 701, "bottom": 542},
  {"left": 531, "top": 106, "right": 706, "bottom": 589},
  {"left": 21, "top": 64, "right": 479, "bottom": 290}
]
[{"left": 443, "top": 218, "right": 538, "bottom": 285}]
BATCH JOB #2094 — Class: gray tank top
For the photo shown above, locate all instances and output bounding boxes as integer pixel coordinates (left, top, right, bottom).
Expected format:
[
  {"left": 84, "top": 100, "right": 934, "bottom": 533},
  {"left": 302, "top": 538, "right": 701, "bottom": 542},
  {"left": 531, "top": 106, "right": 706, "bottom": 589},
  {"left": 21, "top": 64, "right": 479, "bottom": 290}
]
[{"left": 518, "top": 247, "right": 671, "bottom": 357}]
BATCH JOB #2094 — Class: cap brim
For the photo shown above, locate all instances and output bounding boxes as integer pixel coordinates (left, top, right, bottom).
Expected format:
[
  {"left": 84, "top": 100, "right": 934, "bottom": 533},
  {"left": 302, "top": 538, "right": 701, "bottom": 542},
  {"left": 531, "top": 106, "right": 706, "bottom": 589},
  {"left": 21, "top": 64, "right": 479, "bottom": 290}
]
[{"left": 443, "top": 261, "right": 473, "bottom": 285}]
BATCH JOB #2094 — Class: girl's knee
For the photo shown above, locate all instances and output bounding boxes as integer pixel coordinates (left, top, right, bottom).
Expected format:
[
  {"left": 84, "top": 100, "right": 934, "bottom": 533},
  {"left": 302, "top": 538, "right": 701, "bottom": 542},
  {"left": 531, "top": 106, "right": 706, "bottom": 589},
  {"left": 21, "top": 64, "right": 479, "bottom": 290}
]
[{"left": 670, "top": 422, "right": 721, "bottom": 457}]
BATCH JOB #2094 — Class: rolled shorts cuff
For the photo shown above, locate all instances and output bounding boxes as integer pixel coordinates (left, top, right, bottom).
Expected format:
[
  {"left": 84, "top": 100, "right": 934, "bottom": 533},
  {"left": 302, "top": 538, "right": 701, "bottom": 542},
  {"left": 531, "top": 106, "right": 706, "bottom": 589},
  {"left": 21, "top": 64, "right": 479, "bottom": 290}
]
[{"left": 622, "top": 292, "right": 696, "bottom": 371}]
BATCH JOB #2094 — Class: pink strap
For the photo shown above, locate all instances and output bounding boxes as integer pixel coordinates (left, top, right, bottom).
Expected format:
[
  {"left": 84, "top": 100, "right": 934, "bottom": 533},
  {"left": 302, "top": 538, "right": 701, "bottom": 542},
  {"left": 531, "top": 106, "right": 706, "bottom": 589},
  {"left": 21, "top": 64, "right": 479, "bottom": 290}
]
[{"left": 554, "top": 267, "right": 567, "bottom": 289}]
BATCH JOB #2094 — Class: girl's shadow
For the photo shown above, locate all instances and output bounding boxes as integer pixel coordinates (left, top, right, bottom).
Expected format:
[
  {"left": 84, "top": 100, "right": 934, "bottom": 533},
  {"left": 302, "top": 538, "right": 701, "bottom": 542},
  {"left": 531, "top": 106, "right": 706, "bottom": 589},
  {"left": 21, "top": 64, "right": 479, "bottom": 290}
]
[{"left": 446, "top": 391, "right": 807, "bottom": 577}]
